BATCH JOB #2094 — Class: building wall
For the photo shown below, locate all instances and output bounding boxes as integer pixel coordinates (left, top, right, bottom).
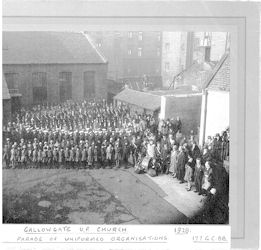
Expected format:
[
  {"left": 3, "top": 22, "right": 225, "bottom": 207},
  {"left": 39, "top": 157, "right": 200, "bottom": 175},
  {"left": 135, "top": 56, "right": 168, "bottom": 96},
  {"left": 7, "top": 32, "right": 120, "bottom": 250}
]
[
  {"left": 3, "top": 99, "right": 11, "bottom": 123},
  {"left": 164, "top": 94, "right": 202, "bottom": 135},
  {"left": 193, "top": 32, "right": 228, "bottom": 63},
  {"left": 3, "top": 63, "right": 108, "bottom": 106},
  {"left": 204, "top": 90, "right": 229, "bottom": 139},
  {"left": 121, "top": 31, "right": 162, "bottom": 78},
  {"left": 87, "top": 31, "right": 162, "bottom": 81},
  {"left": 210, "top": 32, "right": 228, "bottom": 61},
  {"left": 161, "top": 32, "right": 187, "bottom": 87}
]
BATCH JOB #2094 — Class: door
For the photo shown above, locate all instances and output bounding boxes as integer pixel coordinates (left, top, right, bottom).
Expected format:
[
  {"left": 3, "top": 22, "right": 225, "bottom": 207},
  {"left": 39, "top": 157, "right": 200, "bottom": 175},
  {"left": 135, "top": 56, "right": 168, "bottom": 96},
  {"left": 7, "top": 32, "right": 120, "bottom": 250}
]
[
  {"left": 59, "top": 72, "right": 72, "bottom": 102},
  {"left": 32, "top": 72, "right": 47, "bottom": 104},
  {"left": 83, "top": 71, "right": 95, "bottom": 99}
]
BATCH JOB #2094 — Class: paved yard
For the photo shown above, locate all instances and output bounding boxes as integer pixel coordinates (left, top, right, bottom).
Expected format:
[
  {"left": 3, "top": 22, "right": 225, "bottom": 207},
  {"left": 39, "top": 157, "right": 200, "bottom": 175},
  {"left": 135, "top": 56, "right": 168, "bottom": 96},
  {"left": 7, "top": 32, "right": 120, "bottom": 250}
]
[{"left": 3, "top": 168, "right": 194, "bottom": 224}]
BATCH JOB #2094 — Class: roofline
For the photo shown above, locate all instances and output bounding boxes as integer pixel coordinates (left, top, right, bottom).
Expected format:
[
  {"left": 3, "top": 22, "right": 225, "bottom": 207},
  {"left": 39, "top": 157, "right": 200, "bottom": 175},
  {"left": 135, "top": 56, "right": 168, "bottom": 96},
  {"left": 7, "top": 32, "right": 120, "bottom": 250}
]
[
  {"left": 3, "top": 62, "right": 108, "bottom": 66},
  {"left": 206, "top": 89, "right": 230, "bottom": 93},
  {"left": 203, "top": 52, "right": 229, "bottom": 89},
  {"left": 114, "top": 98, "right": 160, "bottom": 111},
  {"left": 113, "top": 88, "right": 161, "bottom": 111},
  {"left": 164, "top": 93, "right": 202, "bottom": 97},
  {"left": 82, "top": 32, "right": 108, "bottom": 64},
  {"left": 113, "top": 88, "right": 162, "bottom": 99}
]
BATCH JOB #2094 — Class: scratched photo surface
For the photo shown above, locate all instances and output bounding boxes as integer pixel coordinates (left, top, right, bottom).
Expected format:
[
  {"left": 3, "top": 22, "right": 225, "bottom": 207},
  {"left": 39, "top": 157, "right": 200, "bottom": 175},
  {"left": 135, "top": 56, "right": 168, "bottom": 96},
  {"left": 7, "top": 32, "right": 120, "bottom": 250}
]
[{"left": 2, "top": 31, "right": 229, "bottom": 224}]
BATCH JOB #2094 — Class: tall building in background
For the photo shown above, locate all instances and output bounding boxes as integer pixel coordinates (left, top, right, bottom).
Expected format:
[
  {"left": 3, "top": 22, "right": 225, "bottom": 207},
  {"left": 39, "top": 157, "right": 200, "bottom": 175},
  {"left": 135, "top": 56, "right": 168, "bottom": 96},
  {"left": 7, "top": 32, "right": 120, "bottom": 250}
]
[
  {"left": 87, "top": 31, "right": 230, "bottom": 91},
  {"left": 87, "top": 31, "right": 162, "bottom": 84},
  {"left": 161, "top": 32, "right": 188, "bottom": 87}
]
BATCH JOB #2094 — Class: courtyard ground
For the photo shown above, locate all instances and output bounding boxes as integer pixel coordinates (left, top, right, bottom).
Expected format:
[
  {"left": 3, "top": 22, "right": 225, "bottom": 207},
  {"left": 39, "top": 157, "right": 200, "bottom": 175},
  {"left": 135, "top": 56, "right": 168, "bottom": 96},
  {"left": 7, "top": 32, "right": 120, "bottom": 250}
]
[{"left": 3, "top": 167, "right": 204, "bottom": 224}]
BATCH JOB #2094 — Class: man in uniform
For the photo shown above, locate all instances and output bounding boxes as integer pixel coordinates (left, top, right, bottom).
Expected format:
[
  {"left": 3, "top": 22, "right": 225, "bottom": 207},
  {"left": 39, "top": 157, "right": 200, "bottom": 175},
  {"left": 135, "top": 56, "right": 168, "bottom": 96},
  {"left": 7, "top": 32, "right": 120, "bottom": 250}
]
[
  {"left": 121, "top": 136, "right": 129, "bottom": 168},
  {"left": 176, "top": 146, "right": 187, "bottom": 183}
]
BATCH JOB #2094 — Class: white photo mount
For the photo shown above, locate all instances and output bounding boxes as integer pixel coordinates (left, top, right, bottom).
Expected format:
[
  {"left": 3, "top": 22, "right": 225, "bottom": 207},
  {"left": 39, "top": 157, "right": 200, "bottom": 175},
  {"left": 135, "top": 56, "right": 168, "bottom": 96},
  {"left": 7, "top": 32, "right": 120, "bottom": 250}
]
[{"left": 2, "top": 0, "right": 260, "bottom": 249}]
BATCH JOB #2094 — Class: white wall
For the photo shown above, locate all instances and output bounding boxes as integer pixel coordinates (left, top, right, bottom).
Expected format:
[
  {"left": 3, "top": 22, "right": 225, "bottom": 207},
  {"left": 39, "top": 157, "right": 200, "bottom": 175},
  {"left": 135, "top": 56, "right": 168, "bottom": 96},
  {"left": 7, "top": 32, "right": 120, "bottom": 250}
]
[{"left": 205, "top": 90, "right": 229, "bottom": 139}]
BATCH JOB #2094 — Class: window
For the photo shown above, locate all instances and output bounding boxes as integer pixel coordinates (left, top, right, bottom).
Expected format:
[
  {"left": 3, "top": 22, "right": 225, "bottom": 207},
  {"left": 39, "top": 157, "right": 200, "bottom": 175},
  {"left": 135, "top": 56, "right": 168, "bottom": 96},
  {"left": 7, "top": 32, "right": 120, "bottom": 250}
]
[
  {"left": 165, "top": 43, "right": 170, "bottom": 51},
  {"left": 138, "top": 48, "right": 142, "bottom": 57},
  {"left": 32, "top": 72, "right": 47, "bottom": 104},
  {"left": 165, "top": 62, "right": 170, "bottom": 72},
  {"left": 32, "top": 72, "right": 47, "bottom": 88},
  {"left": 128, "top": 49, "right": 132, "bottom": 55},
  {"left": 157, "top": 47, "right": 161, "bottom": 56},
  {"left": 128, "top": 32, "right": 133, "bottom": 39},
  {"left": 4, "top": 73, "right": 19, "bottom": 89},
  {"left": 59, "top": 72, "right": 72, "bottom": 102},
  {"left": 138, "top": 32, "right": 143, "bottom": 41}
]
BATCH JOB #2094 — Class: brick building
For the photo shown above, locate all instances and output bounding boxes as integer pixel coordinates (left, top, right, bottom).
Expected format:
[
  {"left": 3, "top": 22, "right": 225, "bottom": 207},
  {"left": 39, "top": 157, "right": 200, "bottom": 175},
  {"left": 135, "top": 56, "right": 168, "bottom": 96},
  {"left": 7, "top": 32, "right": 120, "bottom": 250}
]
[
  {"left": 162, "top": 31, "right": 230, "bottom": 88},
  {"left": 161, "top": 32, "right": 188, "bottom": 87},
  {"left": 3, "top": 32, "right": 108, "bottom": 106},
  {"left": 87, "top": 31, "right": 229, "bottom": 91},
  {"left": 86, "top": 31, "right": 162, "bottom": 87}
]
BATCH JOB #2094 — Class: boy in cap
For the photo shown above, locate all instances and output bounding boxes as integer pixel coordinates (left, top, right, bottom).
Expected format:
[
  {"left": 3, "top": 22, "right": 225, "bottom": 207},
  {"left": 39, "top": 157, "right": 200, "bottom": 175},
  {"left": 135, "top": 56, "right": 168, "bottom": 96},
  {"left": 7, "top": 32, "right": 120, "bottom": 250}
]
[
  {"left": 93, "top": 145, "right": 99, "bottom": 169},
  {"left": 194, "top": 157, "right": 204, "bottom": 195},
  {"left": 75, "top": 146, "right": 81, "bottom": 169},
  {"left": 58, "top": 147, "right": 64, "bottom": 168},
  {"left": 32, "top": 146, "right": 38, "bottom": 168},
  {"left": 87, "top": 144, "right": 93, "bottom": 169},
  {"left": 81, "top": 146, "right": 87, "bottom": 169},
  {"left": 64, "top": 146, "right": 70, "bottom": 168},
  {"left": 114, "top": 139, "right": 122, "bottom": 168},
  {"left": 20, "top": 145, "right": 27, "bottom": 168},
  {"left": 106, "top": 142, "right": 113, "bottom": 168}
]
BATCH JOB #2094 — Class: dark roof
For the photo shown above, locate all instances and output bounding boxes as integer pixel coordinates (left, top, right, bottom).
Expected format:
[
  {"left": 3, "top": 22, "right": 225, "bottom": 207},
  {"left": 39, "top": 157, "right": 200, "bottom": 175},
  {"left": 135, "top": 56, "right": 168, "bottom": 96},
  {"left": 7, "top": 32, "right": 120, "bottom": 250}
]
[
  {"left": 114, "top": 88, "right": 161, "bottom": 111},
  {"left": 3, "top": 32, "right": 107, "bottom": 65},
  {"left": 149, "top": 85, "right": 201, "bottom": 96},
  {"left": 2, "top": 76, "right": 11, "bottom": 100},
  {"left": 175, "top": 60, "right": 216, "bottom": 90},
  {"left": 204, "top": 52, "right": 230, "bottom": 91}
]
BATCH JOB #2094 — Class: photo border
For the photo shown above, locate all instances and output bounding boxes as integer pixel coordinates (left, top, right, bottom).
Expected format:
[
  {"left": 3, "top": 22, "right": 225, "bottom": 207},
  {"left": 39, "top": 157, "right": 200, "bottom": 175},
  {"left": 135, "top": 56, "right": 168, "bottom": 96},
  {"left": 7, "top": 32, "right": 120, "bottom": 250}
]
[{"left": 1, "top": 1, "right": 260, "bottom": 249}]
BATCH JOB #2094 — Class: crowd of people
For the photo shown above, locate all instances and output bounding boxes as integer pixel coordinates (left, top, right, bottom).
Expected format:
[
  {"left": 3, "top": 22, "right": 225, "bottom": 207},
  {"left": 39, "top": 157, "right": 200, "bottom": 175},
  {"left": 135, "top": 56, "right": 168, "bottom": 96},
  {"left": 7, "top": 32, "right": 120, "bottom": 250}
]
[{"left": 2, "top": 99, "right": 229, "bottom": 197}]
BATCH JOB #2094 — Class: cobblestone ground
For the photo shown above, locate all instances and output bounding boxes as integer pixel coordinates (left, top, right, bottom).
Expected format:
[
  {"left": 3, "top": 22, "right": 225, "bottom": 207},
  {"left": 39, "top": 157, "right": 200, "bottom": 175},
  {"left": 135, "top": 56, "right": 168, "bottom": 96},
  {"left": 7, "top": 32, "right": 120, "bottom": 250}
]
[{"left": 3, "top": 168, "right": 187, "bottom": 224}]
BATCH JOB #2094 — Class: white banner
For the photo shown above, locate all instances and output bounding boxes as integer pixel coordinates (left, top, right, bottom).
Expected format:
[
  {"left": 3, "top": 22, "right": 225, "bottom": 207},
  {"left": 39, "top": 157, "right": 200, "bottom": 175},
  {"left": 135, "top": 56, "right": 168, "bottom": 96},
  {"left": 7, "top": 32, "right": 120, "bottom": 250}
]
[{"left": 0, "top": 224, "right": 230, "bottom": 250}]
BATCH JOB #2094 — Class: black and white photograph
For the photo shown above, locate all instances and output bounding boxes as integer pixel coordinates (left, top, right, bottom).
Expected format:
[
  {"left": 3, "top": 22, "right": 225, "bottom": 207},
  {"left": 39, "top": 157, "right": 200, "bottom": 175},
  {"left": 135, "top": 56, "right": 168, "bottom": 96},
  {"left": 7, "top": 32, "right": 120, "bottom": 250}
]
[{"left": 2, "top": 30, "right": 230, "bottom": 225}]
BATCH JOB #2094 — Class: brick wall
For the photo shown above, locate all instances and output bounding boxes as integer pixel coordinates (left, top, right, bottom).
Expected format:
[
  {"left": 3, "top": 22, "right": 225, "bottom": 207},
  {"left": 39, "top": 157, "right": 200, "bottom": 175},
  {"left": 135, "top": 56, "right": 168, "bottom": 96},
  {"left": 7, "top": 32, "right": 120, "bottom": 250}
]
[
  {"left": 3, "top": 63, "right": 108, "bottom": 106},
  {"left": 164, "top": 94, "right": 202, "bottom": 135},
  {"left": 208, "top": 54, "right": 230, "bottom": 91}
]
